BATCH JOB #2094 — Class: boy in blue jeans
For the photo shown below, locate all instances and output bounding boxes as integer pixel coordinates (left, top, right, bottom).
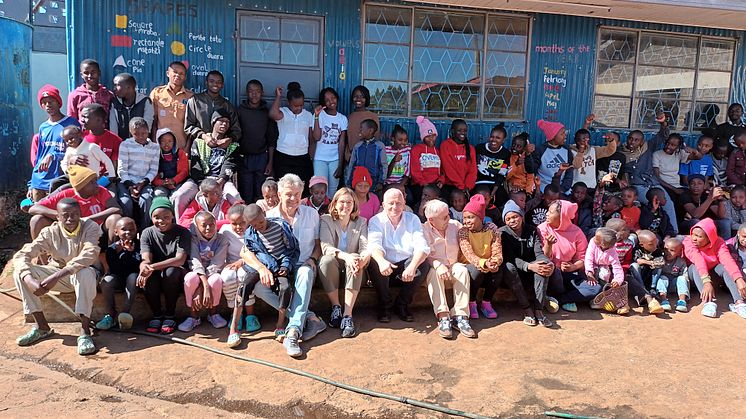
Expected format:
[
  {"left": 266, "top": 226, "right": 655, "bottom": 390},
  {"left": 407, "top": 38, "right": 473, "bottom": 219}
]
[
  {"left": 653, "top": 237, "right": 689, "bottom": 312},
  {"left": 227, "top": 204, "right": 299, "bottom": 348}
]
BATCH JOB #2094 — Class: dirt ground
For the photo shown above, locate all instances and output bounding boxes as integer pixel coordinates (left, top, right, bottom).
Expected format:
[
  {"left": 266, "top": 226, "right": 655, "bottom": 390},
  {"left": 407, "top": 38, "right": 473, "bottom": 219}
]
[{"left": 2, "top": 273, "right": 746, "bottom": 419}]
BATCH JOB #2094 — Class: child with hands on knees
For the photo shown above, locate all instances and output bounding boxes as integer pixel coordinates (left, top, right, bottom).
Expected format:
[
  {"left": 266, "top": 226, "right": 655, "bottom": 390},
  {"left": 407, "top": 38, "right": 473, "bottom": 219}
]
[
  {"left": 654, "top": 238, "right": 689, "bottom": 313},
  {"left": 96, "top": 217, "right": 139, "bottom": 331},
  {"left": 585, "top": 227, "right": 625, "bottom": 289},
  {"left": 628, "top": 229, "right": 666, "bottom": 315}
]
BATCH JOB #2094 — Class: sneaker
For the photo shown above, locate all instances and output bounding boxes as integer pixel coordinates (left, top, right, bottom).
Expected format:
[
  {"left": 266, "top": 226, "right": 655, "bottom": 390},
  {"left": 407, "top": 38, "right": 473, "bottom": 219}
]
[
  {"left": 95, "top": 314, "right": 117, "bottom": 330},
  {"left": 479, "top": 301, "right": 498, "bottom": 319},
  {"left": 545, "top": 297, "right": 560, "bottom": 314},
  {"left": 227, "top": 333, "right": 241, "bottom": 349},
  {"left": 207, "top": 313, "right": 227, "bottom": 329},
  {"left": 243, "top": 314, "right": 261, "bottom": 332},
  {"left": 729, "top": 303, "right": 746, "bottom": 319},
  {"left": 117, "top": 312, "right": 133, "bottom": 330},
  {"left": 301, "top": 315, "right": 327, "bottom": 341},
  {"left": 676, "top": 300, "right": 688, "bottom": 313},
  {"left": 284, "top": 327, "right": 303, "bottom": 357},
  {"left": 178, "top": 317, "right": 200, "bottom": 332},
  {"left": 468, "top": 301, "right": 479, "bottom": 319},
  {"left": 340, "top": 316, "right": 356, "bottom": 338},
  {"left": 616, "top": 305, "right": 630, "bottom": 315},
  {"left": 329, "top": 305, "right": 343, "bottom": 328},
  {"left": 437, "top": 317, "right": 453, "bottom": 339},
  {"left": 561, "top": 303, "right": 578, "bottom": 313},
  {"left": 648, "top": 299, "right": 664, "bottom": 315},
  {"left": 701, "top": 301, "right": 717, "bottom": 318},
  {"left": 660, "top": 300, "right": 672, "bottom": 312},
  {"left": 452, "top": 316, "right": 476, "bottom": 338},
  {"left": 16, "top": 327, "right": 54, "bottom": 347}
]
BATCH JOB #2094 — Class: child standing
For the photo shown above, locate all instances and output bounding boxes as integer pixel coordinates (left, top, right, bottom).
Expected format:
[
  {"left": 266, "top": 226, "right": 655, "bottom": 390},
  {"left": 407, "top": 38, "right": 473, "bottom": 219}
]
[
  {"left": 80, "top": 103, "right": 122, "bottom": 174},
  {"left": 410, "top": 116, "right": 444, "bottom": 200},
  {"left": 347, "top": 119, "right": 386, "bottom": 193},
  {"left": 179, "top": 212, "right": 228, "bottom": 332},
  {"left": 312, "top": 87, "right": 347, "bottom": 198},
  {"left": 440, "top": 119, "right": 477, "bottom": 198},
  {"left": 67, "top": 59, "right": 115, "bottom": 122},
  {"left": 726, "top": 129, "right": 746, "bottom": 186},
  {"left": 117, "top": 117, "right": 160, "bottom": 228},
  {"left": 476, "top": 124, "right": 511, "bottom": 206},
  {"left": 228, "top": 204, "right": 300, "bottom": 347},
  {"left": 152, "top": 128, "right": 189, "bottom": 198},
  {"left": 619, "top": 186, "right": 641, "bottom": 231},
  {"left": 29, "top": 85, "right": 80, "bottom": 201},
  {"left": 256, "top": 178, "right": 279, "bottom": 213},
  {"left": 110, "top": 72, "right": 154, "bottom": 140},
  {"left": 96, "top": 217, "right": 140, "bottom": 330},
  {"left": 385, "top": 124, "right": 411, "bottom": 187},
  {"left": 654, "top": 238, "right": 689, "bottom": 312},
  {"left": 301, "top": 175, "right": 330, "bottom": 215},
  {"left": 585, "top": 227, "right": 625, "bottom": 288},
  {"left": 506, "top": 133, "right": 539, "bottom": 196},
  {"left": 269, "top": 83, "right": 314, "bottom": 182}
]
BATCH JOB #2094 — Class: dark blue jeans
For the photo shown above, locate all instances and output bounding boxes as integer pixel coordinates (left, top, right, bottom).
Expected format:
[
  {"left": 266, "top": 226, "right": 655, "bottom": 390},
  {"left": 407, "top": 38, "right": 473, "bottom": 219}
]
[{"left": 238, "top": 152, "right": 269, "bottom": 204}]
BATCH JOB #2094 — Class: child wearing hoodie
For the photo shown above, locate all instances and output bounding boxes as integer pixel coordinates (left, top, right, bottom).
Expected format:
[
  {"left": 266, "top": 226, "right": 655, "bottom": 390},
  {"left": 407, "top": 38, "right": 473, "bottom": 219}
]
[
  {"left": 152, "top": 128, "right": 189, "bottom": 198},
  {"left": 178, "top": 212, "right": 229, "bottom": 332},
  {"left": 683, "top": 218, "right": 746, "bottom": 318},
  {"left": 410, "top": 116, "right": 444, "bottom": 201},
  {"left": 585, "top": 227, "right": 625, "bottom": 293},
  {"left": 539, "top": 200, "right": 594, "bottom": 312},
  {"left": 440, "top": 119, "right": 477, "bottom": 198},
  {"left": 526, "top": 120, "right": 573, "bottom": 194}
]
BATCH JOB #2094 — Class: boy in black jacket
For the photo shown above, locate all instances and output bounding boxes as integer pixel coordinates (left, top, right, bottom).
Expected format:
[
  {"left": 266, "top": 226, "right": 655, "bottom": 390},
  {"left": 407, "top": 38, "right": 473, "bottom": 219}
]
[{"left": 639, "top": 187, "right": 675, "bottom": 241}]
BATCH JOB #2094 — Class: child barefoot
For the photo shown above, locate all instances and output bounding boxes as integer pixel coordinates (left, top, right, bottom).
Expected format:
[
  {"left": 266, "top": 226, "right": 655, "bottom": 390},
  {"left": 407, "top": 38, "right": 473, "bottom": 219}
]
[
  {"left": 96, "top": 217, "right": 139, "bottom": 330},
  {"left": 655, "top": 238, "right": 689, "bottom": 312},
  {"left": 256, "top": 178, "right": 279, "bottom": 212},
  {"left": 227, "top": 204, "right": 299, "bottom": 348}
]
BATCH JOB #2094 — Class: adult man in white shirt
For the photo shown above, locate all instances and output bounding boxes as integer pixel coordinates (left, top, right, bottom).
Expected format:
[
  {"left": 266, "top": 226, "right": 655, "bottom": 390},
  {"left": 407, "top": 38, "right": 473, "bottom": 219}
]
[{"left": 368, "top": 188, "right": 430, "bottom": 322}]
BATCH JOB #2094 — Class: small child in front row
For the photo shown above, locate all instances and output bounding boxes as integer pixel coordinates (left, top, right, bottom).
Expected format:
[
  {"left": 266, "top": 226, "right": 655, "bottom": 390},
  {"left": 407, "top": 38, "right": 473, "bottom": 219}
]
[
  {"left": 96, "top": 217, "right": 140, "bottom": 331},
  {"left": 301, "top": 175, "right": 330, "bottom": 215},
  {"left": 449, "top": 189, "right": 466, "bottom": 223},
  {"left": 585, "top": 227, "right": 625, "bottom": 288},
  {"left": 653, "top": 238, "right": 689, "bottom": 313},
  {"left": 627, "top": 229, "right": 665, "bottom": 315},
  {"left": 256, "top": 178, "right": 279, "bottom": 213},
  {"left": 228, "top": 204, "right": 300, "bottom": 348},
  {"left": 606, "top": 218, "right": 634, "bottom": 272}
]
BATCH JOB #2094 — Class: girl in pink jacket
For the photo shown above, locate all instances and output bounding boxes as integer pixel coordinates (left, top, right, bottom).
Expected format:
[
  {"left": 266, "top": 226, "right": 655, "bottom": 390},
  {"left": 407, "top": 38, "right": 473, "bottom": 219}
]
[
  {"left": 683, "top": 218, "right": 746, "bottom": 318},
  {"left": 585, "top": 227, "right": 625, "bottom": 287}
]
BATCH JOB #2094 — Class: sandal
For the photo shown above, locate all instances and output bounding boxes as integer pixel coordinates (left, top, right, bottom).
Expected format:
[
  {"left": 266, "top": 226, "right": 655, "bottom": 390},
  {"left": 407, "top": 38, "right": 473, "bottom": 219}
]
[
  {"left": 161, "top": 319, "right": 176, "bottom": 334},
  {"left": 146, "top": 319, "right": 161, "bottom": 333},
  {"left": 227, "top": 333, "right": 241, "bottom": 349},
  {"left": 77, "top": 335, "right": 96, "bottom": 356},
  {"left": 16, "top": 327, "right": 54, "bottom": 347},
  {"left": 522, "top": 316, "right": 537, "bottom": 326},
  {"left": 274, "top": 328, "right": 286, "bottom": 342},
  {"left": 537, "top": 316, "right": 554, "bottom": 328}
]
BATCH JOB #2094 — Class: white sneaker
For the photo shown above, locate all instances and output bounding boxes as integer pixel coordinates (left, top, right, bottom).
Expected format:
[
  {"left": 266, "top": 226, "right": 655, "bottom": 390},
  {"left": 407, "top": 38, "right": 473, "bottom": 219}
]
[
  {"left": 208, "top": 313, "right": 228, "bottom": 329},
  {"left": 178, "top": 317, "right": 200, "bottom": 332}
]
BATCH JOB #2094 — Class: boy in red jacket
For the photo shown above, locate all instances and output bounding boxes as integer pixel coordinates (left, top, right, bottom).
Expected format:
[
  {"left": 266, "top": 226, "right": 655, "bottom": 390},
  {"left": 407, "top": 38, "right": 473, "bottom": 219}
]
[{"left": 440, "top": 119, "right": 476, "bottom": 198}]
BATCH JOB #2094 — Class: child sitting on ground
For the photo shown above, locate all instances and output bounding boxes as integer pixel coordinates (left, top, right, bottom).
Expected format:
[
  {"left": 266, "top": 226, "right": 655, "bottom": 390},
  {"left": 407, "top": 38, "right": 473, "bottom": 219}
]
[
  {"left": 256, "top": 178, "right": 279, "bottom": 213},
  {"left": 606, "top": 218, "right": 635, "bottom": 272},
  {"left": 449, "top": 189, "right": 466, "bottom": 223},
  {"left": 639, "top": 188, "right": 676, "bottom": 241},
  {"left": 300, "top": 175, "right": 330, "bottom": 215},
  {"left": 228, "top": 204, "right": 299, "bottom": 348},
  {"left": 628, "top": 229, "right": 666, "bottom": 315},
  {"left": 178, "top": 212, "right": 229, "bottom": 332},
  {"left": 654, "top": 237, "right": 689, "bottom": 313},
  {"left": 620, "top": 186, "right": 641, "bottom": 231},
  {"left": 96, "top": 217, "right": 139, "bottom": 330},
  {"left": 179, "top": 178, "right": 232, "bottom": 229},
  {"left": 220, "top": 205, "right": 260, "bottom": 333},
  {"left": 152, "top": 128, "right": 189, "bottom": 198},
  {"left": 585, "top": 227, "right": 625, "bottom": 288},
  {"left": 724, "top": 185, "right": 746, "bottom": 238},
  {"left": 727, "top": 224, "right": 746, "bottom": 318}
]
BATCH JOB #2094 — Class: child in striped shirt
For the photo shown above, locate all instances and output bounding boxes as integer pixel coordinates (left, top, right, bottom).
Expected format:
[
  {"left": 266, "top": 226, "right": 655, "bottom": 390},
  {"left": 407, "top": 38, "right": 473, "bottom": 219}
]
[
  {"left": 385, "top": 124, "right": 411, "bottom": 185},
  {"left": 117, "top": 117, "right": 160, "bottom": 228}
]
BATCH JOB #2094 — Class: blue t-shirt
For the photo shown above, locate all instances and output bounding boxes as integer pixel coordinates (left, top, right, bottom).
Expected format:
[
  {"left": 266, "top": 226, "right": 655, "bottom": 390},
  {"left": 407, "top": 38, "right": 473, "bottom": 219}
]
[
  {"left": 679, "top": 154, "right": 713, "bottom": 178},
  {"left": 30, "top": 116, "right": 79, "bottom": 191}
]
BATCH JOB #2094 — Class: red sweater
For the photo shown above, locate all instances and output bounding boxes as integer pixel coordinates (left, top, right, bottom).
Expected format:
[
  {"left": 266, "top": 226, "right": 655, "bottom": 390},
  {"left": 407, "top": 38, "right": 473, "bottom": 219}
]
[
  {"left": 152, "top": 148, "right": 190, "bottom": 186},
  {"left": 440, "top": 138, "right": 477, "bottom": 190},
  {"left": 178, "top": 198, "right": 232, "bottom": 229},
  {"left": 409, "top": 143, "right": 444, "bottom": 186}
]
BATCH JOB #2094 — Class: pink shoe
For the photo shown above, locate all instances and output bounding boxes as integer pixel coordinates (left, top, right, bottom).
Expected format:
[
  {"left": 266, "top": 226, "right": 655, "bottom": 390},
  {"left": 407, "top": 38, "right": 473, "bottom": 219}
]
[
  {"left": 480, "top": 301, "right": 498, "bottom": 319},
  {"left": 468, "top": 301, "right": 479, "bottom": 319}
]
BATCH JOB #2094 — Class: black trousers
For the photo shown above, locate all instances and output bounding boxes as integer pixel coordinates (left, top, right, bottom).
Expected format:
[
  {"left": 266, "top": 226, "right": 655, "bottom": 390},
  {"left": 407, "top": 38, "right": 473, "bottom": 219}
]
[
  {"left": 465, "top": 264, "right": 500, "bottom": 302},
  {"left": 499, "top": 262, "right": 549, "bottom": 310},
  {"left": 143, "top": 267, "right": 185, "bottom": 318},
  {"left": 368, "top": 258, "right": 430, "bottom": 311}
]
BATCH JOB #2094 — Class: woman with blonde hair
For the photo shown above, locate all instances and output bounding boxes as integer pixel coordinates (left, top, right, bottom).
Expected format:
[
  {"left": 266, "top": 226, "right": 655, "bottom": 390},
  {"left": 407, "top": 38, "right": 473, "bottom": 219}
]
[{"left": 319, "top": 187, "right": 370, "bottom": 337}]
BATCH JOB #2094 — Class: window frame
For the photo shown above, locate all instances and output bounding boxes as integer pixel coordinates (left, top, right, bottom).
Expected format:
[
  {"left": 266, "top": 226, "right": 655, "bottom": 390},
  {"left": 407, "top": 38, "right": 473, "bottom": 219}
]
[
  {"left": 361, "top": 3, "right": 532, "bottom": 121},
  {"left": 592, "top": 25, "right": 737, "bottom": 132}
]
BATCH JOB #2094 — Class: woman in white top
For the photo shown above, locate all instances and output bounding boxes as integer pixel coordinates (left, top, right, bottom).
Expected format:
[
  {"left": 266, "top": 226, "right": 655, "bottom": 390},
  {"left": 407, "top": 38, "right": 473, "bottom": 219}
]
[
  {"left": 313, "top": 87, "right": 347, "bottom": 199},
  {"left": 269, "top": 82, "right": 314, "bottom": 184}
]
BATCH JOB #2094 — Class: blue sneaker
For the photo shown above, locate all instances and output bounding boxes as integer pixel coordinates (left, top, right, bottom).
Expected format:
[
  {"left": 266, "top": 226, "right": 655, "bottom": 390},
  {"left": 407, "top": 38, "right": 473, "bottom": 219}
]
[
  {"left": 561, "top": 303, "right": 578, "bottom": 313},
  {"left": 660, "top": 300, "right": 672, "bottom": 312},
  {"left": 95, "top": 314, "right": 116, "bottom": 330},
  {"left": 676, "top": 300, "right": 688, "bottom": 313},
  {"left": 243, "top": 314, "right": 261, "bottom": 332}
]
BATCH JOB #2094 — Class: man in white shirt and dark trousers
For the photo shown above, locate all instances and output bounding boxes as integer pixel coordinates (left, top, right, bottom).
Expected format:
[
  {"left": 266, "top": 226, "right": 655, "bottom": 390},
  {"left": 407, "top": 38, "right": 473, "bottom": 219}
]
[{"left": 368, "top": 188, "right": 431, "bottom": 322}]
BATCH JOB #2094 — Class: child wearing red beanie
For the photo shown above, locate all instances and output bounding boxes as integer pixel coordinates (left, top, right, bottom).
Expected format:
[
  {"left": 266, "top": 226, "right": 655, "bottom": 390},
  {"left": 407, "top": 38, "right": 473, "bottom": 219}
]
[{"left": 525, "top": 119, "right": 574, "bottom": 194}]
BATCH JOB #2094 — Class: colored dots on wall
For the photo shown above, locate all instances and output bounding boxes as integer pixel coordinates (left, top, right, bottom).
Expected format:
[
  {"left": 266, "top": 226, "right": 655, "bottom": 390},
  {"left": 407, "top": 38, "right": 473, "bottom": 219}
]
[{"left": 171, "top": 41, "right": 186, "bottom": 56}]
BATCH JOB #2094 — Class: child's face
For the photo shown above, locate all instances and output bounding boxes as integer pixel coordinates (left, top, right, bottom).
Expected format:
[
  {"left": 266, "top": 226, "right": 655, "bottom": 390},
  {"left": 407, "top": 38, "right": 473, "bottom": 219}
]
[
  {"left": 115, "top": 219, "right": 137, "bottom": 241},
  {"left": 511, "top": 138, "right": 526, "bottom": 154},
  {"left": 151, "top": 208, "right": 174, "bottom": 232},
  {"left": 732, "top": 190, "right": 746, "bottom": 208},
  {"left": 639, "top": 235, "right": 658, "bottom": 253},
  {"left": 543, "top": 191, "right": 560, "bottom": 206},
  {"left": 204, "top": 189, "right": 221, "bottom": 207},
  {"left": 450, "top": 192, "right": 466, "bottom": 212},
  {"left": 737, "top": 228, "right": 746, "bottom": 248},
  {"left": 626, "top": 132, "right": 644, "bottom": 151},
  {"left": 167, "top": 64, "right": 186, "bottom": 88},
  {"left": 729, "top": 105, "right": 744, "bottom": 123},
  {"left": 452, "top": 123, "right": 468, "bottom": 142},
  {"left": 360, "top": 124, "right": 375, "bottom": 140},
  {"left": 421, "top": 188, "right": 439, "bottom": 203},
  {"left": 289, "top": 97, "right": 305, "bottom": 115},
  {"left": 663, "top": 137, "right": 681, "bottom": 154},
  {"left": 713, "top": 145, "right": 729, "bottom": 160},
  {"left": 79, "top": 108, "right": 103, "bottom": 132},
  {"left": 323, "top": 91, "right": 337, "bottom": 113},
  {"left": 196, "top": 216, "right": 217, "bottom": 239},
  {"left": 594, "top": 233, "right": 612, "bottom": 251},
  {"left": 603, "top": 198, "right": 621, "bottom": 214},
  {"left": 551, "top": 129, "right": 567, "bottom": 146},
  {"left": 213, "top": 117, "right": 230, "bottom": 135},
  {"left": 488, "top": 130, "right": 505, "bottom": 150},
  {"left": 206, "top": 73, "right": 224, "bottom": 95},
  {"left": 688, "top": 178, "right": 705, "bottom": 195},
  {"left": 690, "top": 227, "right": 710, "bottom": 248},
  {"left": 63, "top": 130, "right": 83, "bottom": 148},
  {"left": 159, "top": 133, "right": 175, "bottom": 152},
  {"left": 663, "top": 241, "right": 682, "bottom": 261},
  {"left": 423, "top": 134, "right": 437, "bottom": 147},
  {"left": 80, "top": 63, "right": 100, "bottom": 88},
  {"left": 310, "top": 184, "right": 327, "bottom": 204},
  {"left": 575, "top": 133, "right": 590, "bottom": 151},
  {"left": 477, "top": 190, "right": 491, "bottom": 205},
  {"left": 352, "top": 90, "right": 366, "bottom": 110},
  {"left": 131, "top": 126, "right": 149, "bottom": 143},
  {"left": 697, "top": 137, "right": 714, "bottom": 155},
  {"left": 229, "top": 212, "right": 248, "bottom": 236},
  {"left": 355, "top": 181, "right": 371, "bottom": 195},
  {"left": 112, "top": 77, "right": 134, "bottom": 98},
  {"left": 262, "top": 187, "right": 279, "bottom": 208},
  {"left": 247, "top": 83, "right": 263, "bottom": 106},
  {"left": 40, "top": 97, "right": 61, "bottom": 116},
  {"left": 621, "top": 189, "right": 637, "bottom": 207},
  {"left": 737, "top": 135, "right": 746, "bottom": 152},
  {"left": 571, "top": 186, "right": 587, "bottom": 203},
  {"left": 247, "top": 211, "right": 268, "bottom": 232},
  {"left": 510, "top": 193, "right": 526, "bottom": 210},
  {"left": 392, "top": 132, "right": 409, "bottom": 149},
  {"left": 463, "top": 211, "right": 483, "bottom": 231}
]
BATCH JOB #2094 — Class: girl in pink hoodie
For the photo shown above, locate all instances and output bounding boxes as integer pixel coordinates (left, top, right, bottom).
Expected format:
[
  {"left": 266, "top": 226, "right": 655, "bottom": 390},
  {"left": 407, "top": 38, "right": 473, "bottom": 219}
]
[
  {"left": 538, "top": 200, "right": 596, "bottom": 312},
  {"left": 684, "top": 218, "right": 746, "bottom": 318},
  {"left": 585, "top": 227, "right": 624, "bottom": 287}
]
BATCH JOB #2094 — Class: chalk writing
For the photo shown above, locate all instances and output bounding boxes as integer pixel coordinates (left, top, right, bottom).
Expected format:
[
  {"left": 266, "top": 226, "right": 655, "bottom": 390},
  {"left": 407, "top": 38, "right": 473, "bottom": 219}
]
[
  {"left": 128, "top": 20, "right": 160, "bottom": 37},
  {"left": 133, "top": 37, "right": 165, "bottom": 55},
  {"left": 542, "top": 66, "right": 567, "bottom": 121},
  {"left": 535, "top": 44, "right": 590, "bottom": 54}
]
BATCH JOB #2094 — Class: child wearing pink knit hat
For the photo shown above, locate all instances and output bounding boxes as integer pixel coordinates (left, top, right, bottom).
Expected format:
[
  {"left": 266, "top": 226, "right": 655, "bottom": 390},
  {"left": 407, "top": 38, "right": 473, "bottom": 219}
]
[
  {"left": 525, "top": 119, "right": 574, "bottom": 194},
  {"left": 410, "top": 116, "right": 444, "bottom": 204}
]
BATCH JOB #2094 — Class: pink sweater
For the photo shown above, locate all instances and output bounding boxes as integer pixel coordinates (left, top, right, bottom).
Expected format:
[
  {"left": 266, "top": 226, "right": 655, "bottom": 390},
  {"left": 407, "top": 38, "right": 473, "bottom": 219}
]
[
  {"left": 537, "top": 200, "right": 588, "bottom": 265},
  {"left": 585, "top": 239, "right": 624, "bottom": 284},
  {"left": 683, "top": 218, "right": 742, "bottom": 281}
]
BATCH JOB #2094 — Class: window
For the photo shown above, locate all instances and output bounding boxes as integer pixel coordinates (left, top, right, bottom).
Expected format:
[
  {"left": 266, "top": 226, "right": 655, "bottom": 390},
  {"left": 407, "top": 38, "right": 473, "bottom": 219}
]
[
  {"left": 363, "top": 4, "right": 529, "bottom": 120},
  {"left": 594, "top": 28, "right": 735, "bottom": 131},
  {"left": 236, "top": 11, "right": 323, "bottom": 103}
]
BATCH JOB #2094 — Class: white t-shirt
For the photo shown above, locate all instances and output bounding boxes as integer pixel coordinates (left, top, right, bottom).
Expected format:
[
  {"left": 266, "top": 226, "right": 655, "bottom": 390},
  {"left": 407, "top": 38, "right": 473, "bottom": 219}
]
[
  {"left": 572, "top": 147, "right": 598, "bottom": 189},
  {"left": 652, "top": 150, "right": 688, "bottom": 187},
  {"left": 266, "top": 205, "right": 320, "bottom": 263},
  {"left": 218, "top": 224, "right": 244, "bottom": 262},
  {"left": 314, "top": 110, "right": 348, "bottom": 162},
  {"left": 277, "top": 107, "right": 314, "bottom": 156}
]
